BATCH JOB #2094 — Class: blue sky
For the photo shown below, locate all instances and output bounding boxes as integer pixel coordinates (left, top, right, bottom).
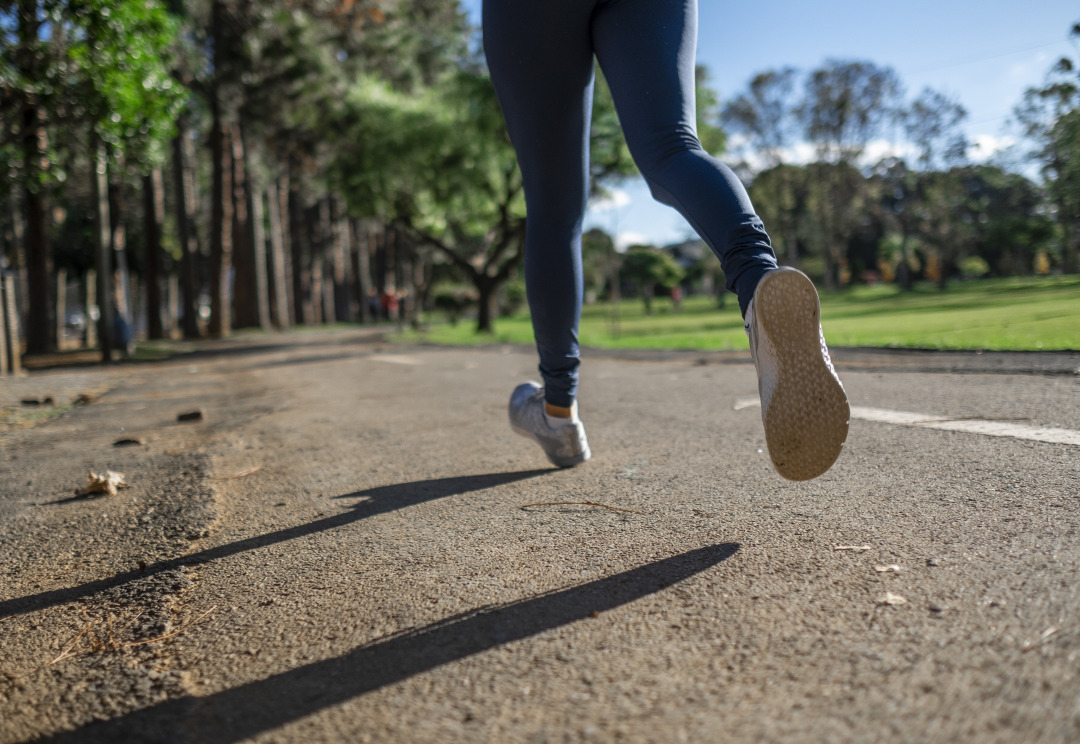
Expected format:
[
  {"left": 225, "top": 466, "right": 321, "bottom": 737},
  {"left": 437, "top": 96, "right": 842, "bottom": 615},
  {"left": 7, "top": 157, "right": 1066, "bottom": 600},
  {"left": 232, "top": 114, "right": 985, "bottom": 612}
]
[{"left": 460, "top": 0, "right": 1080, "bottom": 247}]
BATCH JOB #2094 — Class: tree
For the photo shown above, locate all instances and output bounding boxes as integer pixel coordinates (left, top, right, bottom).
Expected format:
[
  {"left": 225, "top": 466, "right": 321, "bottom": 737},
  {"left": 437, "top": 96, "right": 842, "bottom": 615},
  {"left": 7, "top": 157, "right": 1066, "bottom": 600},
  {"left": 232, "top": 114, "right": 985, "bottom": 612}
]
[
  {"left": 0, "top": 0, "right": 185, "bottom": 357},
  {"left": 903, "top": 87, "right": 968, "bottom": 170},
  {"left": 871, "top": 157, "right": 920, "bottom": 289},
  {"left": 72, "top": 0, "right": 186, "bottom": 357},
  {"left": 722, "top": 66, "right": 799, "bottom": 170},
  {"left": 2, "top": 0, "right": 58, "bottom": 354},
  {"left": 798, "top": 59, "right": 902, "bottom": 288},
  {"left": 335, "top": 69, "right": 524, "bottom": 333},
  {"left": 619, "top": 246, "right": 684, "bottom": 314},
  {"left": 1014, "top": 22, "right": 1080, "bottom": 274},
  {"left": 581, "top": 227, "right": 619, "bottom": 302},
  {"left": 722, "top": 67, "right": 800, "bottom": 264}
]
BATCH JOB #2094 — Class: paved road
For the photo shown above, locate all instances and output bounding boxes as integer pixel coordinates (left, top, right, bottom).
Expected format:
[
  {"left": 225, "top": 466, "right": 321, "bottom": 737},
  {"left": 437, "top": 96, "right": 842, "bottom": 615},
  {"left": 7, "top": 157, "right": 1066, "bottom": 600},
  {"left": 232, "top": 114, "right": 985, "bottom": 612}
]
[{"left": 1, "top": 330, "right": 1078, "bottom": 743}]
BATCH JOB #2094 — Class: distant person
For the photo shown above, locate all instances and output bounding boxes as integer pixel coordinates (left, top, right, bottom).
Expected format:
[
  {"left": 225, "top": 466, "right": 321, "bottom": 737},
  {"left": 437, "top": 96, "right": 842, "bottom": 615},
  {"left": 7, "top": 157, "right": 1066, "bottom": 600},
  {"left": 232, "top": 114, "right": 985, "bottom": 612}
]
[
  {"left": 112, "top": 311, "right": 134, "bottom": 359},
  {"left": 379, "top": 287, "right": 399, "bottom": 322},
  {"left": 670, "top": 285, "right": 683, "bottom": 311},
  {"left": 487, "top": 0, "right": 849, "bottom": 480}
]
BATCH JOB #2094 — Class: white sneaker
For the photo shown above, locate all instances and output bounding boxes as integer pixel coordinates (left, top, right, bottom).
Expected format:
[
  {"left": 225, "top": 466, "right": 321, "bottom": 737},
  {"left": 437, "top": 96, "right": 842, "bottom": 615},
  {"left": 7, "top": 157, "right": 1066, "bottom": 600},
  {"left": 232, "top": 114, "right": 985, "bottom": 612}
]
[
  {"left": 745, "top": 268, "right": 849, "bottom": 480},
  {"left": 508, "top": 382, "right": 591, "bottom": 468}
]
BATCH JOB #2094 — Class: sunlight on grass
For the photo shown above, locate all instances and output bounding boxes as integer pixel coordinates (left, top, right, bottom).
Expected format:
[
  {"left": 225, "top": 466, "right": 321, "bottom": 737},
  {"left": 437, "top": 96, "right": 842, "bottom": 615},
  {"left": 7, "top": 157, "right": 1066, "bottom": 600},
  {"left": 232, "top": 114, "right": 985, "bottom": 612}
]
[{"left": 400, "top": 276, "right": 1080, "bottom": 352}]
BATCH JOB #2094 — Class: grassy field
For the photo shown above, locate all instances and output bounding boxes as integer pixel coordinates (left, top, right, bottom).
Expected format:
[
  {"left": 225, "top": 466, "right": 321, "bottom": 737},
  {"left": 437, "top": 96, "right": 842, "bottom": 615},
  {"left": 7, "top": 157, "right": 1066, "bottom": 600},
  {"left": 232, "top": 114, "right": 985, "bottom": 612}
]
[{"left": 399, "top": 275, "right": 1080, "bottom": 352}]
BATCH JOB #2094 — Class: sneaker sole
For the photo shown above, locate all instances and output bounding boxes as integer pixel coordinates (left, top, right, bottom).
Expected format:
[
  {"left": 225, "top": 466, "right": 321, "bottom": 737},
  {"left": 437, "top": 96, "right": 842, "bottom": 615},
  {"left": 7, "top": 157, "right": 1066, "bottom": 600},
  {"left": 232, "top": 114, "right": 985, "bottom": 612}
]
[
  {"left": 510, "top": 424, "right": 591, "bottom": 468},
  {"left": 755, "top": 269, "right": 849, "bottom": 481}
]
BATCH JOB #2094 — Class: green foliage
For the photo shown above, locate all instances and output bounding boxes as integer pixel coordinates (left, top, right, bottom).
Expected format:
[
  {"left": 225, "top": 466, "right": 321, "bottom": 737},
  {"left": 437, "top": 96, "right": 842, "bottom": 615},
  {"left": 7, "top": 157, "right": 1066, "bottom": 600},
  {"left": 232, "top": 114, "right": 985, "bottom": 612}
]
[
  {"left": 589, "top": 70, "right": 635, "bottom": 189},
  {"left": 721, "top": 66, "right": 799, "bottom": 168},
  {"left": 335, "top": 69, "right": 519, "bottom": 236},
  {"left": 960, "top": 256, "right": 990, "bottom": 278},
  {"left": 801, "top": 59, "right": 902, "bottom": 164},
  {"left": 620, "top": 246, "right": 684, "bottom": 313},
  {"left": 67, "top": 0, "right": 187, "bottom": 166},
  {"left": 432, "top": 282, "right": 477, "bottom": 325},
  {"left": 581, "top": 227, "right": 618, "bottom": 300}
]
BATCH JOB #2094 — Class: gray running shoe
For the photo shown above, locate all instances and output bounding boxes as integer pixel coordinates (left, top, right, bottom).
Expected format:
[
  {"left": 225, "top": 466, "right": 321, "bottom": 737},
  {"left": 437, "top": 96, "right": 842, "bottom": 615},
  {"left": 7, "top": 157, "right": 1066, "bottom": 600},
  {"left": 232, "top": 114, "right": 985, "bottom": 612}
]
[
  {"left": 745, "top": 267, "right": 849, "bottom": 481},
  {"left": 508, "top": 382, "right": 591, "bottom": 468}
]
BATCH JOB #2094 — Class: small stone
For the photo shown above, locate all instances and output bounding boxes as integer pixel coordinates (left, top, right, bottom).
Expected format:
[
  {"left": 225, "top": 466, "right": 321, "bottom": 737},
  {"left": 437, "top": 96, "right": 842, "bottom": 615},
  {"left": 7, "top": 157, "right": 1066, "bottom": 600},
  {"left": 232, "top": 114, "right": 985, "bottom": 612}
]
[
  {"left": 177, "top": 409, "right": 204, "bottom": 422},
  {"left": 929, "top": 604, "right": 946, "bottom": 614},
  {"left": 926, "top": 558, "right": 940, "bottom": 567},
  {"left": 113, "top": 437, "right": 145, "bottom": 447},
  {"left": 877, "top": 592, "right": 907, "bottom": 606}
]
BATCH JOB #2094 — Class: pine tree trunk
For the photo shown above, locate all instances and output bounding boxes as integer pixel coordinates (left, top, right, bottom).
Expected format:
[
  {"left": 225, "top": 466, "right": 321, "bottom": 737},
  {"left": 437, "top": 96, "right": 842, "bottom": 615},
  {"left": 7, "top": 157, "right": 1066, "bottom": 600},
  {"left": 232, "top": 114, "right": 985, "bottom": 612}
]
[
  {"left": 331, "top": 200, "right": 353, "bottom": 322},
  {"left": 109, "top": 178, "right": 132, "bottom": 345},
  {"left": 288, "top": 173, "right": 311, "bottom": 325},
  {"left": 172, "top": 128, "right": 202, "bottom": 339},
  {"left": 250, "top": 184, "right": 271, "bottom": 330},
  {"left": 84, "top": 270, "right": 97, "bottom": 348},
  {"left": 19, "top": 0, "right": 53, "bottom": 355},
  {"left": 143, "top": 169, "right": 165, "bottom": 339},
  {"left": 475, "top": 277, "right": 496, "bottom": 334},
  {"left": 266, "top": 178, "right": 291, "bottom": 328},
  {"left": 92, "top": 139, "right": 114, "bottom": 362},
  {"left": 231, "top": 125, "right": 262, "bottom": 329},
  {"left": 314, "top": 199, "right": 333, "bottom": 324},
  {"left": 352, "top": 220, "right": 373, "bottom": 324},
  {"left": 22, "top": 104, "right": 52, "bottom": 355},
  {"left": 209, "top": 98, "right": 234, "bottom": 338}
]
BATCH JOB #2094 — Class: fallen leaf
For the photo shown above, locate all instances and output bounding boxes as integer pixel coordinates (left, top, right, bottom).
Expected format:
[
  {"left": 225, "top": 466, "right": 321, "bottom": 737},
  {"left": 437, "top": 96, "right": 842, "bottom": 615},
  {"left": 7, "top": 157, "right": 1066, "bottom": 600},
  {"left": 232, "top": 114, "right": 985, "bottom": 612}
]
[
  {"left": 76, "top": 470, "right": 129, "bottom": 498},
  {"left": 877, "top": 592, "right": 907, "bottom": 606}
]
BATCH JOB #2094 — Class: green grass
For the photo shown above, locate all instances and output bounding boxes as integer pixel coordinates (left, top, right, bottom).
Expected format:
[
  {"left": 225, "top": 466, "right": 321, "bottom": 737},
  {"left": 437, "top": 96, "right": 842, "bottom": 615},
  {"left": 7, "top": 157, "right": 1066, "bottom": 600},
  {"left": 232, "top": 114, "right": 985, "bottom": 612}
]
[{"left": 399, "top": 275, "right": 1080, "bottom": 352}]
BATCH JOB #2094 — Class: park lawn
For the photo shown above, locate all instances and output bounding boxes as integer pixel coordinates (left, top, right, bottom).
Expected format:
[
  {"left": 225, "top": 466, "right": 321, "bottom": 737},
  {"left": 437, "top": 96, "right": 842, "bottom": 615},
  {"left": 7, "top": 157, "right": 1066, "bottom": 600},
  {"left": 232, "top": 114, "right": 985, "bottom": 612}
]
[{"left": 400, "top": 275, "right": 1080, "bottom": 352}]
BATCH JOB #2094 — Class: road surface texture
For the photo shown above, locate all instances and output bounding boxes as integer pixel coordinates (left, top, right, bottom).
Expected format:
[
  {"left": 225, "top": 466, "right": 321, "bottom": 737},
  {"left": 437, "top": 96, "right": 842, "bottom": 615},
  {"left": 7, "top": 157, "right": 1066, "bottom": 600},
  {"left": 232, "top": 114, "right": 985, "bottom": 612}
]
[{"left": 1, "top": 329, "right": 1078, "bottom": 743}]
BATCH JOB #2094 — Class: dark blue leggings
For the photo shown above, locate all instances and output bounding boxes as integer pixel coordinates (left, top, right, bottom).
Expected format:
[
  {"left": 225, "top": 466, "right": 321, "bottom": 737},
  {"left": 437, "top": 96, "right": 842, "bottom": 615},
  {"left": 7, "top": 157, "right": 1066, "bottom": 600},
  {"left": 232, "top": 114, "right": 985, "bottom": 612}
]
[{"left": 484, "top": 0, "right": 778, "bottom": 408}]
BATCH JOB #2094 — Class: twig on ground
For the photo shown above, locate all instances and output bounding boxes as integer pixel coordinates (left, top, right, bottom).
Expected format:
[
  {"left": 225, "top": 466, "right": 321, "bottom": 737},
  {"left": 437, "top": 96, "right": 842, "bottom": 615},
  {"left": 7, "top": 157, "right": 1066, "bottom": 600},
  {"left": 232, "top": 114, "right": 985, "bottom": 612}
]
[
  {"left": 47, "top": 622, "right": 93, "bottom": 666},
  {"left": 121, "top": 606, "right": 217, "bottom": 648},
  {"left": 210, "top": 466, "right": 262, "bottom": 480},
  {"left": 520, "top": 501, "right": 644, "bottom": 515},
  {"left": 46, "top": 606, "right": 216, "bottom": 667}
]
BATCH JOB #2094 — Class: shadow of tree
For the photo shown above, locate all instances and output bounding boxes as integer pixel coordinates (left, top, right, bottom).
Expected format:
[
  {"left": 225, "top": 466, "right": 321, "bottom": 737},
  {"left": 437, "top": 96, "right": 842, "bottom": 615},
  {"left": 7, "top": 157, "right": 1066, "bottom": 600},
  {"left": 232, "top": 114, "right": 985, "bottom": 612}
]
[
  {"left": 0, "top": 470, "right": 551, "bottom": 620},
  {"left": 42, "top": 544, "right": 739, "bottom": 744}
]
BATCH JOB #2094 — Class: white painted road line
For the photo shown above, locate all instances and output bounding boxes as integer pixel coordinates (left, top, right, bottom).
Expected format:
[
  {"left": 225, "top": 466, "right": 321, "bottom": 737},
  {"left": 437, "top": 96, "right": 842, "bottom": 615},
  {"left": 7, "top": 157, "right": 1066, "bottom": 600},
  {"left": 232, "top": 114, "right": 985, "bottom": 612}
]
[
  {"left": 734, "top": 398, "right": 1080, "bottom": 447},
  {"left": 850, "top": 406, "right": 1080, "bottom": 446},
  {"left": 370, "top": 354, "right": 424, "bottom": 366}
]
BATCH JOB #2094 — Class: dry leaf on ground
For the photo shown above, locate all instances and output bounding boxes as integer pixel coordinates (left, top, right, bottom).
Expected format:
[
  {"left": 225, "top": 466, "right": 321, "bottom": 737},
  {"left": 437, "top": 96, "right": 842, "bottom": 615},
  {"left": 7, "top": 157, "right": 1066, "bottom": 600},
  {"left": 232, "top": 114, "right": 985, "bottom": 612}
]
[{"left": 76, "top": 470, "right": 129, "bottom": 498}]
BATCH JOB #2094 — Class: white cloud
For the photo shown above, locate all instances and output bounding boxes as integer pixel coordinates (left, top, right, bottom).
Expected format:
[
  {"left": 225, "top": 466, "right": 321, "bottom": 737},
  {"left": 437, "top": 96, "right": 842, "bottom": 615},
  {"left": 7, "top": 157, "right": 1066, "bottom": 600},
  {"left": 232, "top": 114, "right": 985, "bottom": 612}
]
[
  {"left": 614, "top": 231, "right": 650, "bottom": 252},
  {"left": 859, "top": 139, "right": 917, "bottom": 165},
  {"left": 970, "top": 133, "right": 1017, "bottom": 161},
  {"left": 588, "top": 188, "right": 631, "bottom": 212}
]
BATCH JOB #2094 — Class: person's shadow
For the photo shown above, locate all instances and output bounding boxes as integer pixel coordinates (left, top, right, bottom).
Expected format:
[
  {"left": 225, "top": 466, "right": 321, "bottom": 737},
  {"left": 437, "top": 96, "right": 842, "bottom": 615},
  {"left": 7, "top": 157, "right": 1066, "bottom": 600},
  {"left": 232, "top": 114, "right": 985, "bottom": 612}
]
[
  {"left": 41, "top": 543, "right": 740, "bottom": 744},
  {"left": 1, "top": 470, "right": 551, "bottom": 621}
]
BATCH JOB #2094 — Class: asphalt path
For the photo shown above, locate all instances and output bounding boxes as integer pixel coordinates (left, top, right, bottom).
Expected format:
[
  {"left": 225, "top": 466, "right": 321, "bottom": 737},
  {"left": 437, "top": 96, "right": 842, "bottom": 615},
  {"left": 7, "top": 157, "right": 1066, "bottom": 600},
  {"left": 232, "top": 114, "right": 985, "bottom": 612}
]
[{"left": 1, "top": 329, "right": 1078, "bottom": 743}]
